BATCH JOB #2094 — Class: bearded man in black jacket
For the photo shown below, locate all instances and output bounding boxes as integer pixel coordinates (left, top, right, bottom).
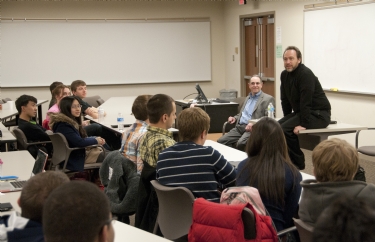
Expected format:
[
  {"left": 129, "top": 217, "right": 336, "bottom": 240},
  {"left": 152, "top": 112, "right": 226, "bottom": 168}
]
[{"left": 278, "top": 46, "right": 331, "bottom": 170}]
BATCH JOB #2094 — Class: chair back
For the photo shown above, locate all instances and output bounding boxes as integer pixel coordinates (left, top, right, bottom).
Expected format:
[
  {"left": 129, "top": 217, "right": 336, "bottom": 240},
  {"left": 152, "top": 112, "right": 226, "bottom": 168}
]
[
  {"left": 150, "top": 180, "right": 195, "bottom": 240},
  {"left": 293, "top": 218, "right": 313, "bottom": 242},
  {"left": 13, "top": 128, "right": 30, "bottom": 150},
  {"left": 46, "top": 131, "right": 70, "bottom": 170},
  {"left": 2, "top": 98, "right": 12, "bottom": 103},
  {"left": 83, "top": 95, "right": 101, "bottom": 108},
  {"left": 97, "top": 98, "right": 105, "bottom": 106}
]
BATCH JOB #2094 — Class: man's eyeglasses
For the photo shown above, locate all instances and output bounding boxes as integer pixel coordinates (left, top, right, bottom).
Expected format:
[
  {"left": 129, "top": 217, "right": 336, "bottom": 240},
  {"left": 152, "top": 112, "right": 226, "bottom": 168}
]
[{"left": 71, "top": 105, "right": 82, "bottom": 109}]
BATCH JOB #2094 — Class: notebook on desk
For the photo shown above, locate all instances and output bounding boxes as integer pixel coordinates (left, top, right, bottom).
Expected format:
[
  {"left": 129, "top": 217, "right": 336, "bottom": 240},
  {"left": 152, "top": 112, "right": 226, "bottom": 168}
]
[{"left": 0, "top": 149, "right": 48, "bottom": 193}]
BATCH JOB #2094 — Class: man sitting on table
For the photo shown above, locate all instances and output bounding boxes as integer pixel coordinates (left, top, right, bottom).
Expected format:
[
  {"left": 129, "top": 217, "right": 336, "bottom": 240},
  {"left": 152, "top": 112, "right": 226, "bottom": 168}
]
[
  {"left": 0, "top": 171, "right": 69, "bottom": 242},
  {"left": 15, "top": 94, "right": 53, "bottom": 157},
  {"left": 43, "top": 181, "right": 114, "bottom": 242},
  {"left": 120, "top": 94, "right": 153, "bottom": 173},
  {"left": 157, "top": 107, "right": 236, "bottom": 202},
  {"left": 217, "top": 75, "right": 275, "bottom": 151}
]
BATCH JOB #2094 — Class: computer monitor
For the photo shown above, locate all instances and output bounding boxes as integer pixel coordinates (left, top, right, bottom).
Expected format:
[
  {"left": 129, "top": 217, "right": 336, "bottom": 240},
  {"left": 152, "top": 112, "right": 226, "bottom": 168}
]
[{"left": 195, "top": 84, "right": 209, "bottom": 104}]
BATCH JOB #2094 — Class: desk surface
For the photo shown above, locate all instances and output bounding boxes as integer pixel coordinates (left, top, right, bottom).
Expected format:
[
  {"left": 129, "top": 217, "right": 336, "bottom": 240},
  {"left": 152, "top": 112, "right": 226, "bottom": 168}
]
[
  {"left": 87, "top": 96, "right": 178, "bottom": 135},
  {"left": 113, "top": 222, "right": 171, "bottom": 242},
  {"left": 0, "top": 100, "right": 47, "bottom": 120},
  {"left": 0, "top": 150, "right": 36, "bottom": 214},
  {"left": 204, "top": 139, "right": 247, "bottom": 164},
  {"left": 176, "top": 99, "right": 238, "bottom": 106},
  {"left": 0, "top": 123, "right": 16, "bottom": 143},
  {"left": 299, "top": 122, "right": 367, "bottom": 134}
]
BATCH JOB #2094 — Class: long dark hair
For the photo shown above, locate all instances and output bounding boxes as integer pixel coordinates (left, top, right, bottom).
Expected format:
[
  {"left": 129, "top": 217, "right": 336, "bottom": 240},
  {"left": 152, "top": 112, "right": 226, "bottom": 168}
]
[
  {"left": 239, "top": 117, "right": 298, "bottom": 206},
  {"left": 59, "top": 96, "right": 87, "bottom": 138}
]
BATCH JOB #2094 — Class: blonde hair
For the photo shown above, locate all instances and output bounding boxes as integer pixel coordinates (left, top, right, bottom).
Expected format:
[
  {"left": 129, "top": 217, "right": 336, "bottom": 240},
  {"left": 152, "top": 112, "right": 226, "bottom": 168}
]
[
  {"left": 312, "top": 138, "right": 358, "bottom": 182},
  {"left": 177, "top": 107, "right": 210, "bottom": 142}
]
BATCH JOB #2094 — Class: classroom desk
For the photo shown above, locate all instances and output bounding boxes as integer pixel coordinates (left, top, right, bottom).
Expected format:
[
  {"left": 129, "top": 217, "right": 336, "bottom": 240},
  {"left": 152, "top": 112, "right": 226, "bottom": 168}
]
[
  {"left": 0, "top": 123, "right": 16, "bottom": 151},
  {"left": 0, "top": 150, "right": 36, "bottom": 214},
  {"left": 298, "top": 122, "right": 368, "bottom": 150},
  {"left": 204, "top": 139, "right": 314, "bottom": 181},
  {"left": 113, "top": 222, "right": 171, "bottom": 242},
  {"left": 175, "top": 100, "right": 238, "bottom": 133},
  {"left": 0, "top": 99, "right": 48, "bottom": 125},
  {"left": 87, "top": 96, "right": 179, "bottom": 140}
]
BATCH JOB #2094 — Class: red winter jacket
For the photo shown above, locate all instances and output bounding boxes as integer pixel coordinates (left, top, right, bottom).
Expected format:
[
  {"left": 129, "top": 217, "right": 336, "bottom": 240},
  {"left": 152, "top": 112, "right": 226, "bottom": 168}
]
[{"left": 188, "top": 198, "right": 278, "bottom": 242}]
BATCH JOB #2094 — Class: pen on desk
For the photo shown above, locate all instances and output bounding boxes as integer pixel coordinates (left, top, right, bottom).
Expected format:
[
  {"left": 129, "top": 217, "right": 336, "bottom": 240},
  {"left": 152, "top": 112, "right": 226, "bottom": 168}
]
[{"left": 330, "top": 88, "right": 339, "bottom": 91}]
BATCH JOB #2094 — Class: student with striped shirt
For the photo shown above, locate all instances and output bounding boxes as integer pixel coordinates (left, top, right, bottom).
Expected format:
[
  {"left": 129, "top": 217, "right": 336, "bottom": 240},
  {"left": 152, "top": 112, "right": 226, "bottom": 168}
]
[{"left": 156, "top": 107, "right": 236, "bottom": 203}]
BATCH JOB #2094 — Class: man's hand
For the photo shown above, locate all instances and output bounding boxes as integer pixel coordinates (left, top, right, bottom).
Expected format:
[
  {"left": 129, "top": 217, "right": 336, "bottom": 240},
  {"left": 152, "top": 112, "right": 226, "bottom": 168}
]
[
  {"left": 245, "top": 123, "right": 253, "bottom": 132},
  {"left": 228, "top": 116, "right": 236, "bottom": 124},
  {"left": 293, "top": 125, "right": 306, "bottom": 134}
]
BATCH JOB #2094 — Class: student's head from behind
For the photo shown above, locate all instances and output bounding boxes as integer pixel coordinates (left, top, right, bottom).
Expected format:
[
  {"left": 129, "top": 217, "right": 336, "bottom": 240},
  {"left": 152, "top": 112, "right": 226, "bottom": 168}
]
[
  {"left": 283, "top": 46, "right": 302, "bottom": 72},
  {"left": 15, "top": 94, "right": 38, "bottom": 118},
  {"left": 49, "top": 81, "right": 63, "bottom": 94},
  {"left": 19, "top": 171, "right": 69, "bottom": 223},
  {"left": 312, "top": 138, "right": 358, "bottom": 182},
  {"left": 52, "top": 84, "right": 71, "bottom": 104},
  {"left": 132, "top": 95, "right": 153, "bottom": 121},
  {"left": 147, "top": 94, "right": 176, "bottom": 128},
  {"left": 247, "top": 117, "right": 289, "bottom": 160},
  {"left": 43, "top": 181, "right": 114, "bottom": 242},
  {"left": 313, "top": 196, "right": 375, "bottom": 242},
  {"left": 177, "top": 107, "right": 210, "bottom": 144},
  {"left": 71, "top": 80, "right": 87, "bottom": 98},
  {"left": 248, "top": 75, "right": 263, "bottom": 95}
]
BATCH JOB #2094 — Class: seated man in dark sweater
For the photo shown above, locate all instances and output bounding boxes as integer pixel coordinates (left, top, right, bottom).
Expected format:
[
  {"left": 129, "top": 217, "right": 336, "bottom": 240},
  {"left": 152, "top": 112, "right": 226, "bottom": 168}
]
[
  {"left": 157, "top": 107, "right": 236, "bottom": 203},
  {"left": 15, "top": 95, "right": 53, "bottom": 157}
]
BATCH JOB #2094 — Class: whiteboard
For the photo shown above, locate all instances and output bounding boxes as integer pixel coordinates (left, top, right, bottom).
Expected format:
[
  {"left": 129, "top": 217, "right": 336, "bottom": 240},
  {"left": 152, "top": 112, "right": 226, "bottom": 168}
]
[
  {"left": 304, "top": 2, "right": 375, "bottom": 94},
  {"left": 0, "top": 20, "right": 211, "bottom": 87}
]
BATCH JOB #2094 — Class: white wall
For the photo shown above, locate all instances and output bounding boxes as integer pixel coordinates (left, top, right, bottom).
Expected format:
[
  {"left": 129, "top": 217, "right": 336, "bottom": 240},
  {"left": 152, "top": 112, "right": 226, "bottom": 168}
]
[
  {"left": 0, "top": 1, "right": 226, "bottom": 112},
  {"left": 223, "top": 1, "right": 375, "bottom": 146},
  {"left": 1, "top": 1, "right": 374, "bottom": 146}
]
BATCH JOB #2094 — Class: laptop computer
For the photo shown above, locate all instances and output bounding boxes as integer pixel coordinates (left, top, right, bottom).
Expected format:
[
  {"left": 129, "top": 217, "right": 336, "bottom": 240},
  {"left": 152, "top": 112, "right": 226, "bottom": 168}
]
[{"left": 0, "top": 149, "right": 48, "bottom": 193}]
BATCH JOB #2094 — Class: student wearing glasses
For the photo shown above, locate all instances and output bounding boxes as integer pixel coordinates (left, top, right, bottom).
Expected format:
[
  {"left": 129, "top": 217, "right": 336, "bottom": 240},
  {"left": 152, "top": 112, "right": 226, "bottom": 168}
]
[{"left": 49, "top": 96, "right": 106, "bottom": 171}]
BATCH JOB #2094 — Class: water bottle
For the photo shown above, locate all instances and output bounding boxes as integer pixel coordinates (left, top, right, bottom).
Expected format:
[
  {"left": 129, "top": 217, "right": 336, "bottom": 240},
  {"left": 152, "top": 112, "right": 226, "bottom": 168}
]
[
  {"left": 117, "top": 113, "right": 124, "bottom": 131},
  {"left": 98, "top": 107, "right": 105, "bottom": 122},
  {"left": 267, "top": 103, "right": 274, "bottom": 119}
]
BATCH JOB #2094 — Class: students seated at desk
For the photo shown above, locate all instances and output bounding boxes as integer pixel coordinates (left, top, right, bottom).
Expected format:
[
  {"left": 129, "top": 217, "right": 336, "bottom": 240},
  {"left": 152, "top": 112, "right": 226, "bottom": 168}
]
[
  {"left": 299, "top": 138, "right": 375, "bottom": 226},
  {"left": 119, "top": 95, "right": 152, "bottom": 173},
  {"left": 43, "top": 181, "right": 114, "bottom": 242},
  {"left": 313, "top": 196, "right": 375, "bottom": 242},
  {"left": 236, "top": 117, "right": 302, "bottom": 231},
  {"left": 0, "top": 171, "right": 69, "bottom": 242},
  {"left": 49, "top": 96, "right": 106, "bottom": 172},
  {"left": 218, "top": 75, "right": 274, "bottom": 151},
  {"left": 15, "top": 94, "right": 53, "bottom": 158},
  {"left": 157, "top": 107, "right": 236, "bottom": 203}
]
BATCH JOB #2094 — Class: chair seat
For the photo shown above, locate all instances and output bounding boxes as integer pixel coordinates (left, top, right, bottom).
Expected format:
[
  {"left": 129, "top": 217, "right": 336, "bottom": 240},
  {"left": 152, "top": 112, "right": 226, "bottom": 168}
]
[
  {"left": 3, "top": 119, "right": 17, "bottom": 127},
  {"left": 358, "top": 146, "right": 375, "bottom": 156}
]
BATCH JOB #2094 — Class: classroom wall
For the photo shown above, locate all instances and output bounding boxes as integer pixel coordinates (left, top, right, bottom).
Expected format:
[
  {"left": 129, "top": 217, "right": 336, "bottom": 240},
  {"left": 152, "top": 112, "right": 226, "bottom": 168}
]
[
  {"left": 0, "top": 1, "right": 226, "bottom": 109},
  {"left": 222, "top": 1, "right": 375, "bottom": 146},
  {"left": 1, "top": 0, "right": 374, "bottom": 146}
]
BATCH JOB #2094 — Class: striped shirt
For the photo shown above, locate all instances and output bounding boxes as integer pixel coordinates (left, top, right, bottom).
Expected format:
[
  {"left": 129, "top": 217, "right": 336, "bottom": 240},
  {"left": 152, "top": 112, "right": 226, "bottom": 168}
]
[
  {"left": 119, "top": 120, "right": 148, "bottom": 173},
  {"left": 157, "top": 141, "right": 236, "bottom": 203},
  {"left": 139, "top": 126, "right": 176, "bottom": 168}
]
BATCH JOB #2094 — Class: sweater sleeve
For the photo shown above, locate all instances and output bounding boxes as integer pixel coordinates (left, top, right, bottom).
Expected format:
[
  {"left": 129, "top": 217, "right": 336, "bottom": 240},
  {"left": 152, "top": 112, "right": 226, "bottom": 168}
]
[
  {"left": 212, "top": 148, "right": 236, "bottom": 187},
  {"left": 298, "top": 69, "right": 316, "bottom": 127},
  {"left": 280, "top": 71, "right": 292, "bottom": 116},
  {"left": 55, "top": 123, "right": 98, "bottom": 148}
]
